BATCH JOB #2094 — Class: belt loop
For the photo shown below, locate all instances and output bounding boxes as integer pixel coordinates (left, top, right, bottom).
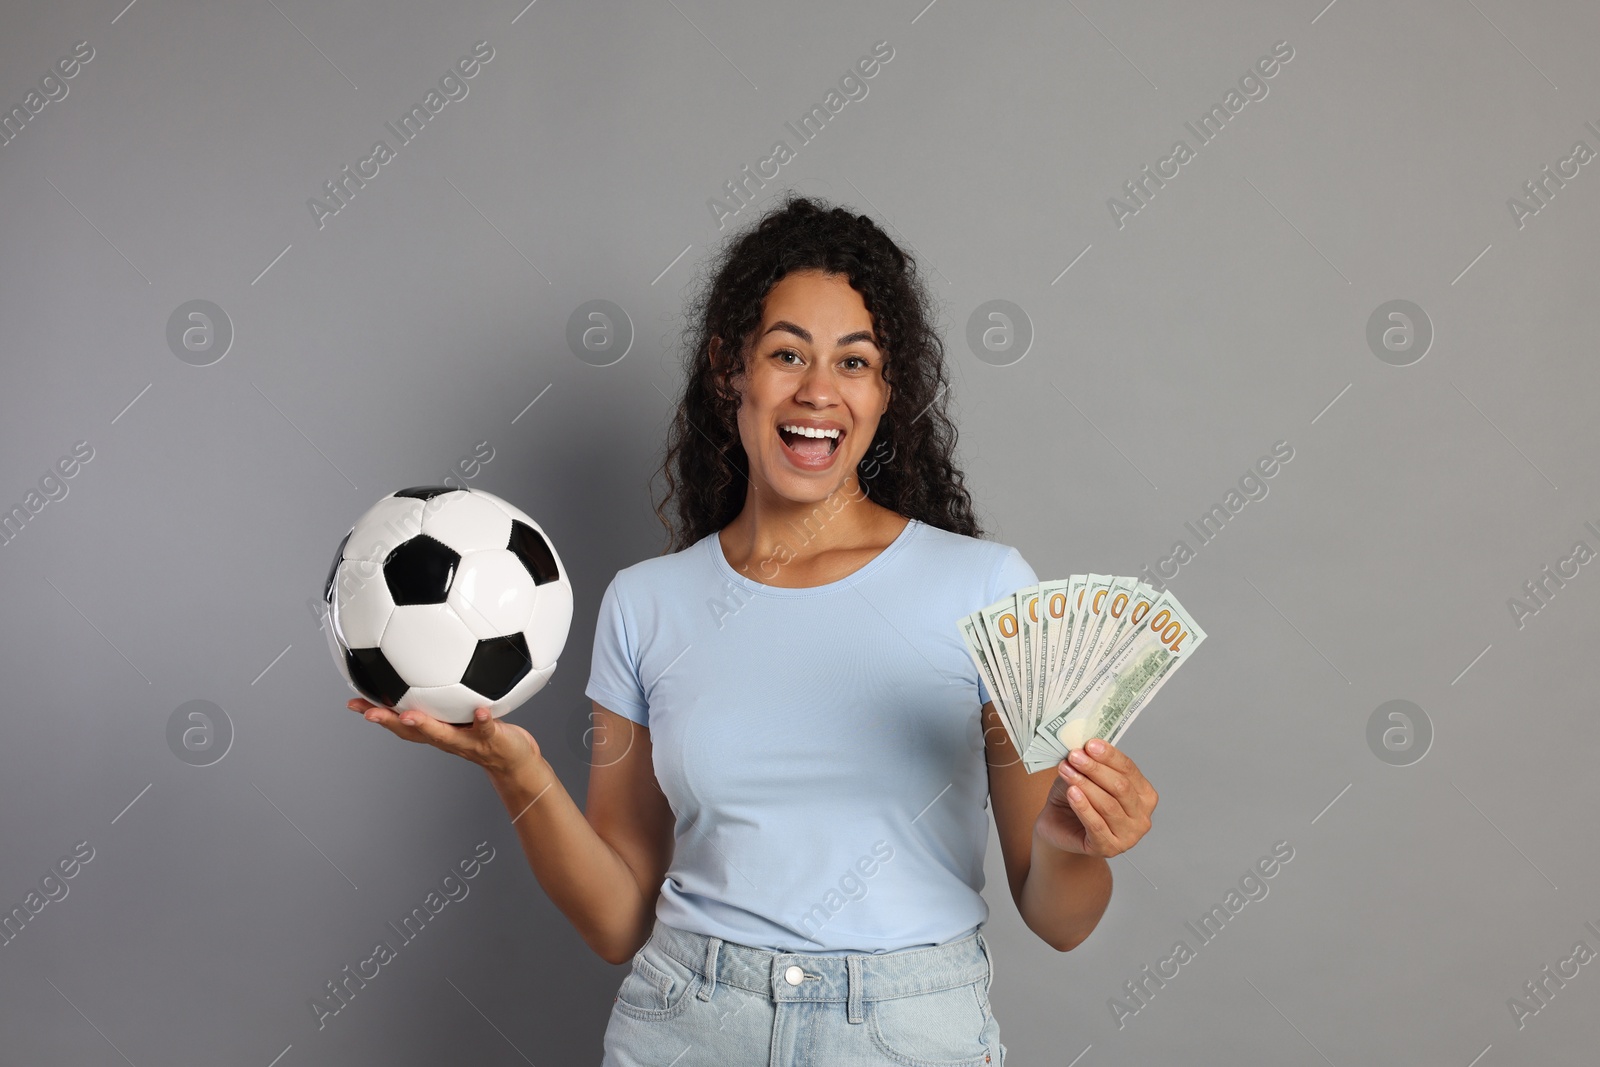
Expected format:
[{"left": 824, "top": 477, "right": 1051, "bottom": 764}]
[
  {"left": 976, "top": 931, "right": 994, "bottom": 996},
  {"left": 698, "top": 936, "right": 722, "bottom": 1001},
  {"left": 847, "top": 954, "right": 865, "bottom": 1024}
]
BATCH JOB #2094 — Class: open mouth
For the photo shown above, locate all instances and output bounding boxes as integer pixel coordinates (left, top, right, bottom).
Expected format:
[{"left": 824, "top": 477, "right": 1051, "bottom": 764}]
[{"left": 778, "top": 423, "right": 842, "bottom": 461}]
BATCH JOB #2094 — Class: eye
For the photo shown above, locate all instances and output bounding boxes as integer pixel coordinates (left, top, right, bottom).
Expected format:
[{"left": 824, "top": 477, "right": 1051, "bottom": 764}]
[
  {"left": 842, "top": 354, "right": 870, "bottom": 370},
  {"left": 773, "top": 348, "right": 802, "bottom": 365}
]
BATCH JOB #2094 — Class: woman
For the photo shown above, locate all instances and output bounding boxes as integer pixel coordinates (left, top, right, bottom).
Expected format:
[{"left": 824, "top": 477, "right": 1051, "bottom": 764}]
[{"left": 348, "top": 195, "right": 1159, "bottom": 1064}]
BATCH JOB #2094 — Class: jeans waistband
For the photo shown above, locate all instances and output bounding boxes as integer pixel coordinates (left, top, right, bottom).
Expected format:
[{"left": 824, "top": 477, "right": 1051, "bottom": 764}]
[{"left": 645, "top": 918, "right": 994, "bottom": 1011}]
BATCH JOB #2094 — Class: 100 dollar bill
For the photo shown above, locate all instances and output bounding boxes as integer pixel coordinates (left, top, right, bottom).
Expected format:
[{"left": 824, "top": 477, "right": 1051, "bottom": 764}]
[
  {"left": 956, "top": 573, "right": 1206, "bottom": 773},
  {"left": 1023, "top": 590, "right": 1206, "bottom": 772}
]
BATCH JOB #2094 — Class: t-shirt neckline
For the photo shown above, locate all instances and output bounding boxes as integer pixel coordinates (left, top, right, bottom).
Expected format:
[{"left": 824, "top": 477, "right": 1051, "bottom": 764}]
[{"left": 703, "top": 517, "right": 923, "bottom": 597}]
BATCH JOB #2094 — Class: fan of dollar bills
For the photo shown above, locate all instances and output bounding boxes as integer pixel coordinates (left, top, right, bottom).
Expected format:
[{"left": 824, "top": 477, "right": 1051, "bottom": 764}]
[{"left": 957, "top": 575, "right": 1206, "bottom": 772}]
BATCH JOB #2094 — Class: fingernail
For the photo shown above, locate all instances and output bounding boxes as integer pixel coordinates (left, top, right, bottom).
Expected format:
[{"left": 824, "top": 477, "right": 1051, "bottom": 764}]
[
  {"left": 1068, "top": 749, "right": 1089, "bottom": 765},
  {"left": 1087, "top": 739, "right": 1105, "bottom": 756},
  {"left": 400, "top": 716, "right": 416, "bottom": 726}
]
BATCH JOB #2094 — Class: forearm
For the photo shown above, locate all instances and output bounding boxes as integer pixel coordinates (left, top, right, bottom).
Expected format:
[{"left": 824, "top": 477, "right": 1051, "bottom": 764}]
[
  {"left": 1017, "top": 826, "right": 1113, "bottom": 951},
  {"left": 485, "top": 755, "right": 657, "bottom": 964}
]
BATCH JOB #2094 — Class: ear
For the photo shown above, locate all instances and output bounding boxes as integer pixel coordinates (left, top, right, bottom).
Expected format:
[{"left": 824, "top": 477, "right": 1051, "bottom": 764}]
[
  {"left": 708, "top": 336, "right": 728, "bottom": 389},
  {"left": 710, "top": 336, "right": 747, "bottom": 403}
]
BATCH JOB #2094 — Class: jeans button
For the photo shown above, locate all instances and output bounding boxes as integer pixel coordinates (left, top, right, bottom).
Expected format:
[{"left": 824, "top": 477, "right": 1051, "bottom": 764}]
[{"left": 783, "top": 965, "right": 804, "bottom": 986}]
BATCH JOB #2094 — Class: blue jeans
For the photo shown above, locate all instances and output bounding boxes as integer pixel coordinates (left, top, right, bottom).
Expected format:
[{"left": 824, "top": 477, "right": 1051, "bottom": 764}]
[{"left": 602, "top": 918, "right": 1006, "bottom": 1066}]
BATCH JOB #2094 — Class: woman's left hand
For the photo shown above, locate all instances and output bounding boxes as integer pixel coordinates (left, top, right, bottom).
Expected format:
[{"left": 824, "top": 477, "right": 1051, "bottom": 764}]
[{"left": 1034, "top": 738, "right": 1157, "bottom": 858}]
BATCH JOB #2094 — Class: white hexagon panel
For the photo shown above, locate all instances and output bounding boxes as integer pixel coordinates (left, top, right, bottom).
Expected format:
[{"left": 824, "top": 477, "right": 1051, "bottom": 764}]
[
  {"left": 329, "top": 559, "right": 395, "bottom": 650},
  {"left": 419, "top": 491, "right": 513, "bottom": 557},
  {"left": 448, "top": 550, "right": 537, "bottom": 640},
  {"left": 525, "top": 579, "right": 573, "bottom": 669},
  {"left": 380, "top": 604, "right": 479, "bottom": 688}
]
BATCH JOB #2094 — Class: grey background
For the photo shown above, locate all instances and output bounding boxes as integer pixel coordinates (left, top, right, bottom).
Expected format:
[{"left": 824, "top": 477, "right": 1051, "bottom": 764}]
[{"left": 2, "top": 0, "right": 1597, "bottom": 1063}]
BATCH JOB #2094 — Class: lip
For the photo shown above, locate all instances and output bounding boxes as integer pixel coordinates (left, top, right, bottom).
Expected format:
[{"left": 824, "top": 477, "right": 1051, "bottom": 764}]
[{"left": 776, "top": 418, "right": 846, "bottom": 472}]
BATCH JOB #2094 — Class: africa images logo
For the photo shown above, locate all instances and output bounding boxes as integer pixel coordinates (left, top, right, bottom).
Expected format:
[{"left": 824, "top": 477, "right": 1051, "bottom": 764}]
[
  {"left": 707, "top": 40, "right": 895, "bottom": 231},
  {"left": 1107, "top": 40, "right": 1295, "bottom": 229},
  {"left": 306, "top": 42, "right": 495, "bottom": 230}
]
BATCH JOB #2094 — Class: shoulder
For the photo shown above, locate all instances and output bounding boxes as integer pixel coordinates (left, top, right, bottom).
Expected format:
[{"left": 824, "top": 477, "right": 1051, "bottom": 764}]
[
  {"left": 908, "top": 521, "right": 1026, "bottom": 580},
  {"left": 894, "top": 522, "right": 1037, "bottom": 617},
  {"left": 606, "top": 535, "right": 715, "bottom": 601}
]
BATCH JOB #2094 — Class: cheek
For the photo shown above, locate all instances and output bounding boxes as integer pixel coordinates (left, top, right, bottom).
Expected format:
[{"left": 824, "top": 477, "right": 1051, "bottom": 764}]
[
  {"left": 737, "top": 409, "right": 765, "bottom": 454},
  {"left": 852, "top": 389, "right": 890, "bottom": 435},
  {"left": 738, "top": 370, "right": 780, "bottom": 422},
  {"left": 732, "top": 384, "right": 762, "bottom": 432}
]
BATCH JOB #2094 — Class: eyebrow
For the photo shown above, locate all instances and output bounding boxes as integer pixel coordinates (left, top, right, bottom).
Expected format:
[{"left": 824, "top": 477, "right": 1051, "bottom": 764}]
[{"left": 762, "top": 320, "right": 878, "bottom": 349}]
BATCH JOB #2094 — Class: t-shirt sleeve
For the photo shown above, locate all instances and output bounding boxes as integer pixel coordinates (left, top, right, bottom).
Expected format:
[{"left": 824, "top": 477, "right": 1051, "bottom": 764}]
[
  {"left": 584, "top": 574, "right": 650, "bottom": 726},
  {"left": 977, "top": 545, "right": 1039, "bottom": 708}
]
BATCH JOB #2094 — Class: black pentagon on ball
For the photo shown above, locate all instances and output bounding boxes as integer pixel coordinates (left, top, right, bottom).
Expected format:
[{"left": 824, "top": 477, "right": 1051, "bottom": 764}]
[
  {"left": 393, "top": 486, "right": 456, "bottom": 500},
  {"left": 461, "top": 632, "right": 532, "bottom": 701},
  {"left": 507, "top": 520, "right": 560, "bottom": 585},
  {"left": 345, "top": 647, "right": 409, "bottom": 707},
  {"left": 323, "top": 529, "right": 352, "bottom": 604},
  {"left": 383, "top": 535, "right": 460, "bottom": 605}
]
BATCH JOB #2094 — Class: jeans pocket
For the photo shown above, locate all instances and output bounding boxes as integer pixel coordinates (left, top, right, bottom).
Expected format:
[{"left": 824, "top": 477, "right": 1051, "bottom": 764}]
[
  {"left": 612, "top": 939, "right": 702, "bottom": 1021},
  {"left": 867, "top": 979, "right": 993, "bottom": 1066}
]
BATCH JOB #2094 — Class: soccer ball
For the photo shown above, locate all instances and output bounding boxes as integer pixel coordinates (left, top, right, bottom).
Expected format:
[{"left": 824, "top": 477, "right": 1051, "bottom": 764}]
[{"left": 321, "top": 486, "right": 573, "bottom": 723}]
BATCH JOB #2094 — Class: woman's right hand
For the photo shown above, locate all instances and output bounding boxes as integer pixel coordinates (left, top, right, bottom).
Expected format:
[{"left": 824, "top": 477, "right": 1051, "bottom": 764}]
[{"left": 346, "top": 698, "right": 541, "bottom": 777}]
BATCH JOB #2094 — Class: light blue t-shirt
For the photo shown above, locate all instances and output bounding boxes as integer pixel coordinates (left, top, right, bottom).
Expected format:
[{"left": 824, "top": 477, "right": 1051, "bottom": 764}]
[{"left": 584, "top": 517, "right": 1037, "bottom": 954}]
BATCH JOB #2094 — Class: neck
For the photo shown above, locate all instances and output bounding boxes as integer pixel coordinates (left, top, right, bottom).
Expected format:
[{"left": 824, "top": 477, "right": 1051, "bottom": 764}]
[{"left": 719, "top": 473, "right": 885, "bottom": 572}]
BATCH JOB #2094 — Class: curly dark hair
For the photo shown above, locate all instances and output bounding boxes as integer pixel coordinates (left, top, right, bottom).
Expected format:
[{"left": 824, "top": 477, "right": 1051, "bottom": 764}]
[{"left": 652, "top": 193, "right": 983, "bottom": 553}]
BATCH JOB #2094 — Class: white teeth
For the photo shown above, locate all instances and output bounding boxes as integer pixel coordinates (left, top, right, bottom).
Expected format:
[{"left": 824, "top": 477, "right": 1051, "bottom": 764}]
[{"left": 779, "top": 425, "right": 841, "bottom": 439}]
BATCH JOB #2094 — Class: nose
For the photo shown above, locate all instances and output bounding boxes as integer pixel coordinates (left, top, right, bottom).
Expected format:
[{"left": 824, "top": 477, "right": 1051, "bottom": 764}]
[{"left": 792, "top": 358, "right": 838, "bottom": 407}]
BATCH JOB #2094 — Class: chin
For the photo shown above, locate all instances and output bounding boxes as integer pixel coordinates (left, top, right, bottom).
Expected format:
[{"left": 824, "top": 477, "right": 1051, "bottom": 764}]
[
  {"left": 770, "top": 476, "right": 847, "bottom": 505},
  {"left": 764, "top": 461, "right": 854, "bottom": 502}
]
